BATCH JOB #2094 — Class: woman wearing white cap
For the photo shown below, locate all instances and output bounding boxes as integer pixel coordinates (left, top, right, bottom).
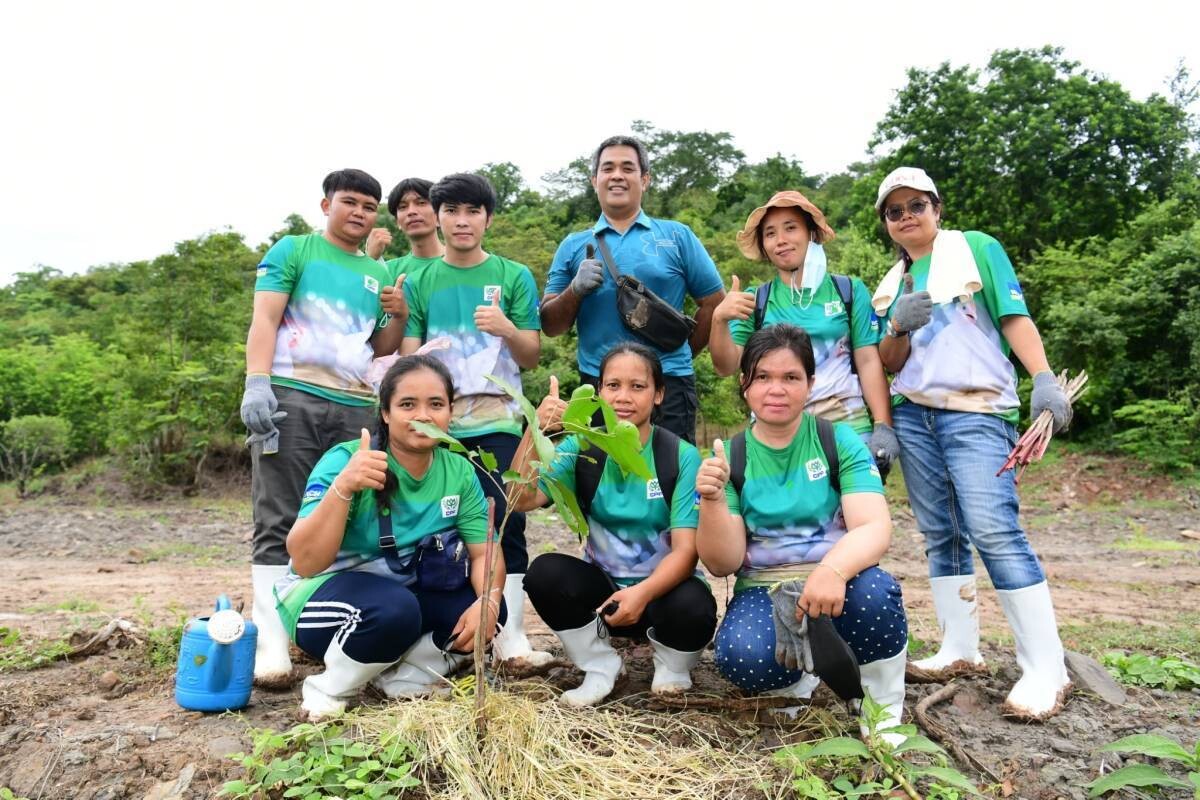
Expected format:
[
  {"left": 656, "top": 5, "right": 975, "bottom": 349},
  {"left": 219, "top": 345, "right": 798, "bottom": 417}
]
[
  {"left": 872, "top": 166, "right": 1074, "bottom": 720},
  {"left": 708, "top": 191, "right": 901, "bottom": 476}
]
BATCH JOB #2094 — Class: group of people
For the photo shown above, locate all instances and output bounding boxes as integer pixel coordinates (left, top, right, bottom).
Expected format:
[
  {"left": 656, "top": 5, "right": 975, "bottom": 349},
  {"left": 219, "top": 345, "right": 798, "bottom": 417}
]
[{"left": 240, "top": 135, "right": 1076, "bottom": 738}]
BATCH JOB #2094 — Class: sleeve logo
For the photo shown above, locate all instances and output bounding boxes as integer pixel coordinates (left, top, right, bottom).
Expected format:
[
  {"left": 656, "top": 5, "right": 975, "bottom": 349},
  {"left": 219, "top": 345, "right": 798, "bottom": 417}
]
[
  {"left": 440, "top": 495, "right": 460, "bottom": 518},
  {"left": 256, "top": 266, "right": 268, "bottom": 278},
  {"left": 805, "top": 458, "right": 828, "bottom": 482},
  {"left": 646, "top": 478, "right": 663, "bottom": 500},
  {"left": 1007, "top": 281, "right": 1024, "bottom": 302},
  {"left": 303, "top": 483, "right": 327, "bottom": 502}
]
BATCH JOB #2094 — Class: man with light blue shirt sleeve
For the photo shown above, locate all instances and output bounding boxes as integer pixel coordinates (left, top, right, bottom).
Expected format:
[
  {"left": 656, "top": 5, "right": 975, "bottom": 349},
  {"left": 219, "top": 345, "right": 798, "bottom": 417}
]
[{"left": 541, "top": 135, "right": 725, "bottom": 444}]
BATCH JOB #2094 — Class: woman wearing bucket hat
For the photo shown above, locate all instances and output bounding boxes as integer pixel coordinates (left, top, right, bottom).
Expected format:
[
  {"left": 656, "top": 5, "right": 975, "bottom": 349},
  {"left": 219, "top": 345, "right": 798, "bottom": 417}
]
[
  {"left": 872, "top": 166, "right": 1073, "bottom": 721},
  {"left": 708, "top": 191, "right": 900, "bottom": 476}
]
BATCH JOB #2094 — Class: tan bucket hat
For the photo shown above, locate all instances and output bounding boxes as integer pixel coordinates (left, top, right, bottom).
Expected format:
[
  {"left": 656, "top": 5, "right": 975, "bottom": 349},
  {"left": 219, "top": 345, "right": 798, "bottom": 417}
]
[{"left": 736, "top": 190, "right": 836, "bottom": 261}]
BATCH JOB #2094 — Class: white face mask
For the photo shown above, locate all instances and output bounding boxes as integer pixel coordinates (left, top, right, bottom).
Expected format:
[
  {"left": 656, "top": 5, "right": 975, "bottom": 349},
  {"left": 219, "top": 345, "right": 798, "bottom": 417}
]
[{"left": 788, "top": 241, "right": 827, "bottom": 307}]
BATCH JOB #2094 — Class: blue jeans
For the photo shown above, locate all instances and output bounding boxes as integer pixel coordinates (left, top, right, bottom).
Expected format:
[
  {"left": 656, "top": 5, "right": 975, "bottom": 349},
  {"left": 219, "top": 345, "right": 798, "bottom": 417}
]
[
  {"left": 714, "top": 568, "right": 908, "bottom": 694},
  {"left": 892, "top": 402, "right": 1044, "bottom": 590}
]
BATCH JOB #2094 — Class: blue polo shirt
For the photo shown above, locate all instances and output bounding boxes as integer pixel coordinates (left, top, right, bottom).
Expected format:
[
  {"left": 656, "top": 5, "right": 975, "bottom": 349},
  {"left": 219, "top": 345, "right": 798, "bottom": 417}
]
[{"left": 546, "top": 211, "right": 723, "bottom": 378}]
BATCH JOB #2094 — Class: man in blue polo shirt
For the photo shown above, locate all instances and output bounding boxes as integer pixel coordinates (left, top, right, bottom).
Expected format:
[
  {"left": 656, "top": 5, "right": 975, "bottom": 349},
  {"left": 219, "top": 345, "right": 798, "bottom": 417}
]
[{"left": 541, "top": 136, "right": 725, "bottom": 444}]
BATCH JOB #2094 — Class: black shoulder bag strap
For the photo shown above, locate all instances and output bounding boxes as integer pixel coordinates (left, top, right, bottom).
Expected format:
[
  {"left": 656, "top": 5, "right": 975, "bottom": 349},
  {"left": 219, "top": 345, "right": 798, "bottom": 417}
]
[
  {"left": 728, "top": 431, "right": 748, "bottom": 497},
  {"left": 814, "top": 417, "right": 842, "bottom": 495},
  {"left": 650, "top": 426, "right": 680, "bottom": 510},
  {"left": 594, "top": 234, "right": 622, "bottom": 285},
  {"left": 830, "top": 274, "right": 857, "bottom": 377},
  {"left": 753, "top": 282, "right": 772, "bottom": 331}
]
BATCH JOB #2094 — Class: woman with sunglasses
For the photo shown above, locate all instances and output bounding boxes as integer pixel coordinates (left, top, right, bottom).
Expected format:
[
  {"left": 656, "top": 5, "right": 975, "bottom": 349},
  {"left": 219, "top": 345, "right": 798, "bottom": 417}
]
[
  {"left": 873, "top": 167, "right": 1073, "bottom": 721},
  {"left": 709, "top": 191, "right": 899, "bottom": 476}
]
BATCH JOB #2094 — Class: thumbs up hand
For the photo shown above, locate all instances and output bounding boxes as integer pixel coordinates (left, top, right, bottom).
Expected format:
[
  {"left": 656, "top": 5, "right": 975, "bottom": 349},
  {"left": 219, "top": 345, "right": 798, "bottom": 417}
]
[
  {"left": 474, "top": 287, "right": 516, "bottom": 339},
  {"left": 380, "top": 273, "right": 409, "bottom": 319},
  {"left": 570, "top": 244, "right": 605, "bottom": 298},
  {"left": 535, "top": 375, "right": 568, "bottom": 433},
  {"left": 335, "top": 428, "right": 390, "bottom": 496},
  {"left": 713, "top": 274, "right": 757, "bottom": 324},
  {"left": 696, "top": 438, "right": 731, "bottom": 501}
]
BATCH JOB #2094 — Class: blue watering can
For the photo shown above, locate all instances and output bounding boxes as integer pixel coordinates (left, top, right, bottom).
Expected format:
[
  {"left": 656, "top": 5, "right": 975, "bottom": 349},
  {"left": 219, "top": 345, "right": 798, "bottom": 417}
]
[{"left": 175, "top": 595, "right": 257, "bottom": 712}]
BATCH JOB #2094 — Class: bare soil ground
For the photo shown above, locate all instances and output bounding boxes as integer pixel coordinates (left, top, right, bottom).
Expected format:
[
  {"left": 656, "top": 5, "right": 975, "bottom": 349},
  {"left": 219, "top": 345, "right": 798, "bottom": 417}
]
[{"left": 0, "top": 452, "right": 1198, "bottom": 799}]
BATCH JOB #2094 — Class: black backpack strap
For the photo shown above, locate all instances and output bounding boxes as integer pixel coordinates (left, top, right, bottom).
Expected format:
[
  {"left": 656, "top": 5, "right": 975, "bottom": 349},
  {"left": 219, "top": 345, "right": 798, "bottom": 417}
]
[
  {"left": 815, "top": 417, "right": 841, "bottom": 495},
  {"left": 574, "top": 443, "right": 608, "bottom": 519},
  {"left": 650, "top": 426, "right": 681, "bottom": 512},
  {"left": 831, "top": 274, "right": 857, "bottom": 377},
  {"left": 728, "top": 431, "right": 748, "bottom": 498},
  {"left": 753, "top": 282, "right": 771, "bottom": 330}
]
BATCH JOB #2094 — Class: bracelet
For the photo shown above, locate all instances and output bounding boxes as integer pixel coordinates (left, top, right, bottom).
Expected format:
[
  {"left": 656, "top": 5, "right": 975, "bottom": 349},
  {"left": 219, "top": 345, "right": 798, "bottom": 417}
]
[
  {"left": 885, "top": 320, "right": 909, "bottom": 339},
  {"left": 817, "top": 561, "right": 849, "bottom": 582},
  {"left": 330, "top": 479, "right": 352, "bottom": 502}
]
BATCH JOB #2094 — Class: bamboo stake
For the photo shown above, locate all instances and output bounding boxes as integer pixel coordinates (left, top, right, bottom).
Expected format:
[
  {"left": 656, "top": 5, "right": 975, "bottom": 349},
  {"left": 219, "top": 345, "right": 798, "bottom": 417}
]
[{"left": 474, "top": 497, "right": 497, "bottom": 735}]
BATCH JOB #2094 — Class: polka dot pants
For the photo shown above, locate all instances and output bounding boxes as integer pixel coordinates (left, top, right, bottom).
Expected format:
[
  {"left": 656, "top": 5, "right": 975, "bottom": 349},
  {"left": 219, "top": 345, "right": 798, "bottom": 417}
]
[{"left": 714, "top": 566, "right": 908, "bottom": 694}]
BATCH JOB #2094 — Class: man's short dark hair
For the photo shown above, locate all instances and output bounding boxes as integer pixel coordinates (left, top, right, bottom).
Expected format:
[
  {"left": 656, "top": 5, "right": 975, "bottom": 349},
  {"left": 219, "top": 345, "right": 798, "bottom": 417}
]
[
  {"left": 322, "top": 169, "right": 382, "bottom": 201},
  {"left": 430, "top": 173, "right": 497, "bottom": 216},
  {"left": 386, "top": 178, "right": 434, "bottom": 218},
  {"left": 590, "top": 136, "right": 650, "bottom": 176}
]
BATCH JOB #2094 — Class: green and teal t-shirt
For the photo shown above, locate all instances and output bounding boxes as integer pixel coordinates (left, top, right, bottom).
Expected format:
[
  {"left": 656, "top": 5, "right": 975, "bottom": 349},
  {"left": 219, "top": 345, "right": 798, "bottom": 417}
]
[
  {"left": 730, "top": 274, "right": 880, "bottom": 434},
  {"left": 385, "top": 252, "right": 440, "bottom": 283},
  {"left": 540, "top": 428, "right": 701, "bottom": 586},
  {"left": 403, "top": 254, "right": 540, "bottom": 438},
  {"left": 274, "top": 440, "right": 487, "bottom": 636},
  {"left": 255, "top": 233, "right": 393, "bottom": 406},
  {"left": 880, "top": 231, "right": 1029, "bottom": 423},
  {"left": 723, "top": 415, "right": 883, "bottom": 590}
]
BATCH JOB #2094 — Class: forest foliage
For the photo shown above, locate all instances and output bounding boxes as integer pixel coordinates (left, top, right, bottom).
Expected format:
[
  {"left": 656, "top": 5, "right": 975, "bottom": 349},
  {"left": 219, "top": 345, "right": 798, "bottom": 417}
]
[{"left": 2, "top": 47, "right": 1197, "bottom": 488}]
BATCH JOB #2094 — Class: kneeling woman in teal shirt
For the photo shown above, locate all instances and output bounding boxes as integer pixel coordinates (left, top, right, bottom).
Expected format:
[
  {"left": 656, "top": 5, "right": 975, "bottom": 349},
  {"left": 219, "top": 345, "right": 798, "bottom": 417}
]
[
  {"left": 277, "top": 355, "right": 505, "bottom": 720},
  {"left": 696, "top": 324, "right": 909, "bottom": 738},
  {"left": 511, "top": 344, "right": 717, "bottom": 706}
]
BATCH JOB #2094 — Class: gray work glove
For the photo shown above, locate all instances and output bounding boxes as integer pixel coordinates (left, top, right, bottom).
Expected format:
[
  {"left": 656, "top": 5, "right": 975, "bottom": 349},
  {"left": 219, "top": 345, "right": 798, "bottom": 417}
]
[
  {"left": 770, "top": 580, "right": 813, "bottom": 672},
  {"left": 1031, "top": 370, "right": 1072, "bottom": 433},
  {"left": 891, "top": 289, "right": 933, "bottom": 333},
  {"left": 571, "top": 251, "right": 605, "bottom": 298},
  {"left": 240, "top": 374, "right": 287, "bottom": 454},
  {"left": 868, "top": 422, "right": 900, "bottom": 472}
]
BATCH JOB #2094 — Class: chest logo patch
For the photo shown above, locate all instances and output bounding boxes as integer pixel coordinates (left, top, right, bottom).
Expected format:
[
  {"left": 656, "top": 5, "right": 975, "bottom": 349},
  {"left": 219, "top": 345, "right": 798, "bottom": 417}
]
[
  {"left": 805, "top": 458, "right": 828, "bottom": 482},
  {"left": 646, "top": 479, "right": 663, "bottom": 500},
  {"left": 483, "top": 285, "right": 502, "bottom": 303},
  {"left": 364, "top": 275, "right": 380, "bottom": 294},
  {"left": 440, "top": 495, "right": 460, "bottom": 518},
  {"left": 824, "top": 300, "right": 843, "bottom": 317}
]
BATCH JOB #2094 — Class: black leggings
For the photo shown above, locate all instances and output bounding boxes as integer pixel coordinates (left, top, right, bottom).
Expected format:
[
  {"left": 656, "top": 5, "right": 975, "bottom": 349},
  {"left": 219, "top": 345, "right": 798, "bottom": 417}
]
[{"left": 523, "top": 553, "right": 716, "bottom": 652}]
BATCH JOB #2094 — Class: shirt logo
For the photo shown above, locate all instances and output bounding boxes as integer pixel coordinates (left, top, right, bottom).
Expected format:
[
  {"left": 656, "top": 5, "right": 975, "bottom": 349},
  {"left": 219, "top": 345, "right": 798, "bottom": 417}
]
[
  {"left": 440, "top": 495, "right": 460, "bottom": 518},
  {"left": 483, "top": 285, "right": 502, "bottom": 303},
  {"left": 869, "top": 464, "right": 881, "bottom": 478},
  {"left": 256, "top": 266, "right": 268, "bottom": 278},
  {"left": 303, "top": 483, "right": 326, "bottom": 502},
  {"left": 646, "top": 479, "right": 663, "bottom": 500},
  {"left": 805, "top": 458, "right": 828, "bottom": 481},
  {"left": 364, "top": 276, "right": 380, "bottom": 294},
  {"left": 824, "top": 300, "right": 843, "bottom": 317},
  {"left": 1007, "top": 281, "right": 1024, "bottom": 302}
]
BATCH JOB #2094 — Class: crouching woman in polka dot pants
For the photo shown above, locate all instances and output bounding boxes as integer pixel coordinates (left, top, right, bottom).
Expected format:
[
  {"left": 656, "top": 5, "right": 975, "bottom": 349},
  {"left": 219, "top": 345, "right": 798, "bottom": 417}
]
[{"left": 696, "top": 324, "right": 909, "bottom": 740}]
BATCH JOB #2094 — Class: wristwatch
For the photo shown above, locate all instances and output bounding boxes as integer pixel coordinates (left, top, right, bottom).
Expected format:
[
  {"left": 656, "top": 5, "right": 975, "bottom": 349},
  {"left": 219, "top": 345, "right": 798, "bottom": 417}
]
[{"left": 886, "top": 320, "right": 909, "bottom": 338}]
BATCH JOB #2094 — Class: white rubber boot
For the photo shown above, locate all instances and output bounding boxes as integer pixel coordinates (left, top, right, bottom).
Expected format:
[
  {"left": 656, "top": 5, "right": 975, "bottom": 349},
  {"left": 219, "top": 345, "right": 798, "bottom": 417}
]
[
  {"left": 997, "top": 582, "right": 1071, "bottom": 721},
  {"left": 764, "top": 672, "right": 822, "bottom": 719},
  {"left": 647, "top": 628, "right": 703, "bottom": 695},
  {"left": 301, "top": 636, "right": 391, "bottom": 720},
  {"left": 910, "top": 574, "right": 986, "bottom": 679},
  {"left": 251, "top": 564, "right": 294, "bottom": 688},
  {"left": 491, "top": 574, "right": 554, "bottom": 668},
  {"left": 556, "top": 619, "right": 623, "bottom": 707},
  {"left": 372, "top": 633, "right": 466, "bottom": 698},
  {"left": 858, "top": 648, "right": 908, "bottom": 746}
]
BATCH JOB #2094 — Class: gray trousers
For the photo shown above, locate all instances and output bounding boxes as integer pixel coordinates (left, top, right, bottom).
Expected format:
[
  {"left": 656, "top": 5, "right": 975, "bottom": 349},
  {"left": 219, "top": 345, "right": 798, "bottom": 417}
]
[{"left": 251, "top": 386, "right": 375, "bottom": 565}]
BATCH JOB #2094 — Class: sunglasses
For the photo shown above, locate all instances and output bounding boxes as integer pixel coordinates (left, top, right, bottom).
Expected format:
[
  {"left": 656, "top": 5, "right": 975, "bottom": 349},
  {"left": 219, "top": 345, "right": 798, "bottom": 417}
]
[{"left": 884, "top": 199, "right": 932, "bottom": 222}]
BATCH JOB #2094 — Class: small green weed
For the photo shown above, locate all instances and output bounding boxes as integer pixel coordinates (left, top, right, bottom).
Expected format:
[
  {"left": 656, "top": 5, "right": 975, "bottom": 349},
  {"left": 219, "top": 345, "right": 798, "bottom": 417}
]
[
  {"left": 1086, "top": 733, "right": 1200, "bottom": 797},
  {"left": 1112, "top": 521, "right": 1193, "bottom": 552},
  {"left": 137, "top": 542, "right": 230, "bottom": 566},
  {"left": 0, "top": 627, "right": 71, "bottom": 672},
  {"left": 221, "top": 721, "right": 422, "bottom": 800},
  {"left": 1, "top": 787, "right": 32, "bottom": 800},
  {"left": 1103, "top": 651, "right": 1200, "bottom": 691},
  {"left": 23, "top": 598, "right": 104, "bottom": 615},
  {"left": 774, "top": 692, "right": 983, "bottom": 799}
]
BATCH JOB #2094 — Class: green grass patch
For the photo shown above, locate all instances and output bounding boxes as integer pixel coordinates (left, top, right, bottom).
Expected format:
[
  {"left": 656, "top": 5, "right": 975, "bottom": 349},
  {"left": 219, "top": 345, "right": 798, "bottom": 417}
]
[
  {"left": 136, "top": 541, "right": 234, "bottom": 566},
  {"left": 1061, "top": 613, "right": 1200, "bottom": 661},
  {"left": 22, "top": 598, "right": 106, "bottom": 615},
  {"left": 0, "top": 627, "right": 71, "bottom": 672},
  {"left": 1112, "top": 529, "right": 1195, "bottom": 553}
]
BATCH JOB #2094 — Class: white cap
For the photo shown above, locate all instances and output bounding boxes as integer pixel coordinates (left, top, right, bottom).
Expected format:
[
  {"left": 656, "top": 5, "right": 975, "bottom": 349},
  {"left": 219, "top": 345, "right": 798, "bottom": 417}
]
[{"left": 875, "top": 167, "right": 939, "bottom": 210}]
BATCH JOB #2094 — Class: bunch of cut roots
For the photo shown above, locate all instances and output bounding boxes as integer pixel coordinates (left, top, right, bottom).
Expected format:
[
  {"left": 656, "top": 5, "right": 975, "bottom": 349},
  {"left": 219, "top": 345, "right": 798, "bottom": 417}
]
[{"left": 998, "top": 370, "right": 1089, "bottom": 482}]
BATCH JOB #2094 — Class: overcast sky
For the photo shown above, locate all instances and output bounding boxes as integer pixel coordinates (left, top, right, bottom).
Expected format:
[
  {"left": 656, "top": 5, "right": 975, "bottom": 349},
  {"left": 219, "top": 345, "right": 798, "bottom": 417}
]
[{"left": 2, "top": 0, "right": 1196, "bottom": 284}]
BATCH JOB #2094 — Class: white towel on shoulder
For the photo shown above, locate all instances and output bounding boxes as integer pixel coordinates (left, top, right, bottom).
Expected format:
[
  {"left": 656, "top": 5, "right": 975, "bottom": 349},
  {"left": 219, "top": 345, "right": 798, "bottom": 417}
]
[{"left": 871, "top": 230, "right": 983, "bottom": 314}]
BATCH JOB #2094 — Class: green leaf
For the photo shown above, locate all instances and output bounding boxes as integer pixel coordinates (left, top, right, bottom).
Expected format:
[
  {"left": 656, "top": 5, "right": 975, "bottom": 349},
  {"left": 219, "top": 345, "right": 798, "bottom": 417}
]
[
  {"left": 1099, "top": 734, "right": 1192, "bottom": 763},
  {"left": 1087, "top": 764, "right": 1191, "bottom": 796},
  {"left": 543, "top": 475, "right": 588, "bottom": 537},
  {"left": 562, "top": 392, "right": 601, "bottom": 428},
  {"left": 501, "top": 469, "right": 523, "bottom": 481},
  {"left": 478, "top": 448, "right": 498, "bottom": 472},
  {"left": 794, "top": 737, "right": 871, "bottom": 760},
  {"left": 563, "top": 416, "right": 651, "bottom": 480},
  {"left": 914, "top": 766, "right": 982, "bottom": 795},
  {"left": 893, "top": 734, "right": 949, "bottom": 757},
  {"left": 406, "top": 420, "right": 467, "bottom": 453}
]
